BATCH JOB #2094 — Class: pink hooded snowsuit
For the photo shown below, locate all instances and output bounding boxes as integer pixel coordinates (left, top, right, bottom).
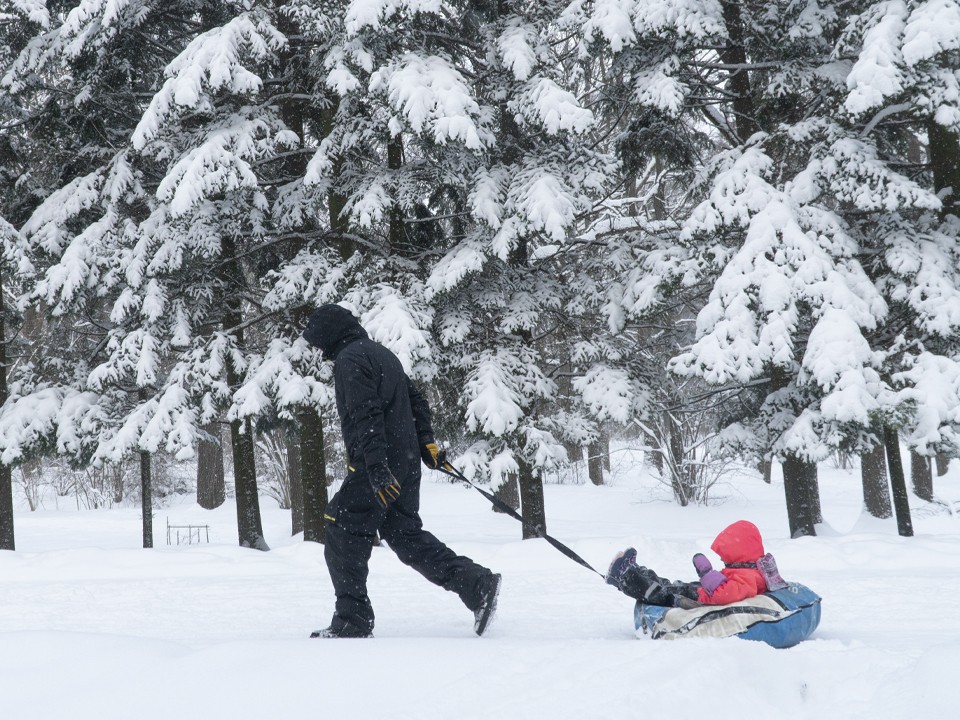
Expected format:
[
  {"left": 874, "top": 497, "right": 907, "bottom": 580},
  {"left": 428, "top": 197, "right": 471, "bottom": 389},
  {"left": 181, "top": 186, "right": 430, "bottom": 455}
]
[{"left": 696, "top": 520, "right": 769, "bottom": 605}]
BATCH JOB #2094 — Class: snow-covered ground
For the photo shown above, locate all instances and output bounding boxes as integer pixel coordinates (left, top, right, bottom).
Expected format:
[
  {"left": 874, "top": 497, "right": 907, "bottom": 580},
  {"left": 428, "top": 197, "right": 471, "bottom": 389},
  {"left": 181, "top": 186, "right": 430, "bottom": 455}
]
[{"left": 2, "top": 451, "right": 959, "bottom": 720}]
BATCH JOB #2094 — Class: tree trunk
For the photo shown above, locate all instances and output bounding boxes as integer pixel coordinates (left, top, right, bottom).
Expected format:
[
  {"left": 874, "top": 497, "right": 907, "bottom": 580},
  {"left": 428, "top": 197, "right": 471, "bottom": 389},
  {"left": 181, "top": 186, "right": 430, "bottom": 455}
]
[
  {"left": 220, "top": 233, "right": 268, "bottom": 551},
  {"left": 758, "top": 459, "right": 772, "bottom": 484},
  {"left": 884, "top": 428, "right": 914, "bottom": 537},
  {"left": 140, "top": 451, "right": 153, "bottom": 548},
  {"left": 720, "top": 0, "right": 760, "bottom": 142},
  {"left": 601, "top": 433, "right": 611, "bottom": 472},
  {"left": 229, "top": 417, "right": 268, "bottom": 550},
  {"left": 297, "top": 407, "right": 328, "bottom": 543},
  {"left": 935, "top": 453, "right": 950, "bottom": 477},
  {"left": 0, "top": 465, "right": 12, "bottom": 551},
  {"left": 493, "top": 473, "right": 520, "bottom": 512},
  {"left": 197, "top": 422, "right": 225, "bottom": 509},
  {"left": 782, "top": 455, "right": 821, "bottom": 538},
  {"left": 387, "top": 133, "right": 405, "bottom": 250},
  {"left": 0, "top": 278, "right": 12, "bottom": 550},
  {"left": 287, "top": 432, "right": 304, "bottom": 536},
  {"left": 587, "top": 441, "right": 604, "bottom": 486},
  {"left": 665, "top": 409, "right": 691, "bottom": 506},
  {"left": 517, "top": 456, "right": 546, "bottom": 540},
  {"left": 112, "top": 463, "right": 124, "bottom": 505},
  {"left": 909, "top": 450, "right": 934, "bottom": 502},
  {"left": 646, "top": 431, "right": 664, "bottom": 476},
  {"left": 861, "top": 442, "right": 892, "bottom": 519},
  {"left": 928, "top": 117, "right": 960, "bottom": 219},
  {"left": 317, "top": 100, "right": 351, "bottom": 260}
]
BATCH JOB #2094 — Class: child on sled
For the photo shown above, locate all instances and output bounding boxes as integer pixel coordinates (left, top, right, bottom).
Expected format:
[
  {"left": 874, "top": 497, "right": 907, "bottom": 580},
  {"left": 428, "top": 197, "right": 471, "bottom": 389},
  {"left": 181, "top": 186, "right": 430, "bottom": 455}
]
[{"left": 605, "top": 520, "right": 786, "bottom": 608}]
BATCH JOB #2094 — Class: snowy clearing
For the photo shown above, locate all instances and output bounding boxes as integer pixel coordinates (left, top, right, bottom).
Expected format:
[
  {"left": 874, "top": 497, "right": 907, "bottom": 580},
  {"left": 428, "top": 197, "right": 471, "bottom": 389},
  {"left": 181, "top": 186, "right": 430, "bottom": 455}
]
[{"left": 2, "top": 455, "right": 959, "bottom": 720}]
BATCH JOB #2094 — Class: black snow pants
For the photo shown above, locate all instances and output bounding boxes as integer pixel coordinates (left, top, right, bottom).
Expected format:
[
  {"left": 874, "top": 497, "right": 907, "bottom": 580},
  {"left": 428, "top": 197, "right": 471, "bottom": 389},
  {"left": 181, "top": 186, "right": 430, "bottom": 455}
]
[
  {"left": 619, "top": 565, "right": 700, "bottom": 607},
  {"left": 324, "top": 467, "right": 493, "bottom": 632}
]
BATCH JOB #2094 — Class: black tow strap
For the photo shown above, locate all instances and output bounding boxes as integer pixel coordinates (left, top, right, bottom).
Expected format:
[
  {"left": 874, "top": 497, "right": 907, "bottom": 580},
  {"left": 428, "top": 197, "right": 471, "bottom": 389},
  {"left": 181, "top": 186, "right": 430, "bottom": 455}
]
[{"left": 436, "top": 462, "right": 605, "bottom": 580}]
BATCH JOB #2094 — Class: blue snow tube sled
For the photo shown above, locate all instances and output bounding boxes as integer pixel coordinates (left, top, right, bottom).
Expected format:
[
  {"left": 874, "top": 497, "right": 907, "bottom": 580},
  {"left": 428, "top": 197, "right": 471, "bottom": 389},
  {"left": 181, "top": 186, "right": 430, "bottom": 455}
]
[{"left": 634, "top": 583, "right": 821, "bottom": 648}]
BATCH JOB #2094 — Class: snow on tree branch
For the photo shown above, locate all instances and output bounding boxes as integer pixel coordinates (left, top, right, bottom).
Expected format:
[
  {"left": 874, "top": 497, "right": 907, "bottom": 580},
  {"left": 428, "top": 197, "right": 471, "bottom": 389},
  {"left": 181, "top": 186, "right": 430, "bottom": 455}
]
[
  {"left": 343, "top": 0, "right": 444, "bottom": 36},
  {"left": 0, "top": 387, "right": 101, "bottom": 464},
  {"left": 352, "top": 285, "right": 435, "bottom": 380},
  {"left": 133, "top": 13, "right": 286, "bottom": 149},
  {"left": 155, "top": 115, "right": 290, "bottom": 217},
  {"left": 8, "top": 0, "right": 49, "bottom": 27},
  {"left": 573, "top": 364, "right": 634, "bottom": 423},
  {"left": 371, "top": 54, "right": 489, "bottom": 149}
]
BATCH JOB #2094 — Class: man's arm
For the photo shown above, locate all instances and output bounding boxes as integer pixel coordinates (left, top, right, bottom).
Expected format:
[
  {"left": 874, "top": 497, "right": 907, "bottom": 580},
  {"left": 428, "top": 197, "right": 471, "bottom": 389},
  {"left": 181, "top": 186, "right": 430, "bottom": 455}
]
[
  {"left": 408, "top": 380, "right": 435, "bottom": 445},
  {"left": 410, "top": 380, "right": 447, "bottom": 469},
  {"left": 338, "top": 353, "right": 390, "bottom": 470}
]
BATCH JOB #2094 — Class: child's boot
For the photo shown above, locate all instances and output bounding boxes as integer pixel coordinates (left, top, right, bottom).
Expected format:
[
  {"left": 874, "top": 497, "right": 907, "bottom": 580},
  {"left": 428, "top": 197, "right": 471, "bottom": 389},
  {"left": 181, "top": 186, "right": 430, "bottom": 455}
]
[{"left": 605, "top": 548, "right": 638, "bottom": 589}]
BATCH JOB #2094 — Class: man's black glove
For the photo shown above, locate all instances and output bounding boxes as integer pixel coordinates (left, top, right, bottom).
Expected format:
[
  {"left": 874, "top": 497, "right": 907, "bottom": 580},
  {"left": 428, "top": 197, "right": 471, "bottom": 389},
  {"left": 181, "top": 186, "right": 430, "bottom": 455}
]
[
  {"left": 368, "top": 463, "right": 401, "bottom": 508},
  {"left": 420, "top": 442, "right": 447, "bottom": 470}
]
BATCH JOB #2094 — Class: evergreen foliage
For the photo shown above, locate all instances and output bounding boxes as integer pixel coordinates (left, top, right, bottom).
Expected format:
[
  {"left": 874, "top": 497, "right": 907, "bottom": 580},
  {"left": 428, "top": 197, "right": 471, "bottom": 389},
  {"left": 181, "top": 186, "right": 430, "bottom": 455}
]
[{"left": 1, "top": 0, "right": 958, "bottom": 544}]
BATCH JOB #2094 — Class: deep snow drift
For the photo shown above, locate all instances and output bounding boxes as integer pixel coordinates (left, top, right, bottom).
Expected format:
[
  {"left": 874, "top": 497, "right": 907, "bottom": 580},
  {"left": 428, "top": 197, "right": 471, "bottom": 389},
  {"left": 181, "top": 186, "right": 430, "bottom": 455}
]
[{"left": 1, "top": 452, "right": 958, "bottom": 720}]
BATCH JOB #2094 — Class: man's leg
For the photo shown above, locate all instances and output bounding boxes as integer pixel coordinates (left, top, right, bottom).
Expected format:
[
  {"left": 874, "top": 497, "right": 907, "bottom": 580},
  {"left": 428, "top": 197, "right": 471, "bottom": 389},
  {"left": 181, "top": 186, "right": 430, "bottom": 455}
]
[
  {"left": 380, "top": 476, "right": 495, "bottom": 612},
  {"left": 322, "top": 472, "right": 384, "bottom": 633}
]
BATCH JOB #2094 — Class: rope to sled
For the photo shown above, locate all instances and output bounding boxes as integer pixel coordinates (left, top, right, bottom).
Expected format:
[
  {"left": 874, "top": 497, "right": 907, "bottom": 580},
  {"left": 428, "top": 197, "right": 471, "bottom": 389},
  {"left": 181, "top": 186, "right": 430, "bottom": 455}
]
[{"left": 436, "top": 462, "right": 606, "bottom": 581}]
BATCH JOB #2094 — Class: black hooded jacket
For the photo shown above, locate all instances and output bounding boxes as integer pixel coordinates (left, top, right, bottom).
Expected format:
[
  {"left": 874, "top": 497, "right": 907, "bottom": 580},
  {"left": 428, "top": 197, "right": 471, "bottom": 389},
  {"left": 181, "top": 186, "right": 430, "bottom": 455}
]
[{"left": 303, "top": 304, "right": 434, "bottom": 480}]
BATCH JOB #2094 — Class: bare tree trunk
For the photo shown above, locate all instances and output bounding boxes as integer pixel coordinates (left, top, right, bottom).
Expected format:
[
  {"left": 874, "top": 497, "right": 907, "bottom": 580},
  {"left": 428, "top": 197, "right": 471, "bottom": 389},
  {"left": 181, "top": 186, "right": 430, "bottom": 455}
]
[
  {"left": 910, "top": 450, "right": 934, "bottom": 502},
  {"left": 0, "top": 268, "right": 16, "bottom": 550},
  {"left": 782, "top": 455, "right": 821, "bottom": 538},
  {"left": 229, "top": 417, "right": 268, "bottom": 550},
  {"left": 517, "top": 456, "right": 546, "bottom": 540},
  {"left": 935, "top": 453, "right": 950, "bottom": 477},
  {"left": 197, "top": 422, "right": 225, "bottom": 509},
  {"left": 0, "top": 465, "right": 11, "bottom": 551},
  {"left": 494, "top": 473, "right": 520, "bottom": 512},
  {"left": 861, "top": 442, "right": 892, "bottom": 519},
  {"left": 287, "top": 433, "right": 304, "bottom": 536},
  {"left": 297, "top": 407, "right": 328, "bottom": 543},
  {"left": 140, "top": 451, "right": 153, "bottom": 548},
  {"left": 112, "top": 463, "right": 124, "bottom": 505},
  {"left": 663, "top": 410, "right": 691, "bottom": 507},
  {"left": 758, "top": 459, "right": 772, "bottom": 484},
  {"left": 646, "top": 432, "right": 664, "bottom": 476},
  {"left": 587, "top": 441, "right": 604, "bottom": 485},
  {"left": 884, "top": 428, "right": 914, "bottom": 537},
  {"left": 601, "top": 433, "right": 611, "bottom": 472},
  {"left": 0, "top": 279, "right": 12, "bottom": 550},
  {"left": 563, "top": 441, "right": 582, "bottom": 463}
]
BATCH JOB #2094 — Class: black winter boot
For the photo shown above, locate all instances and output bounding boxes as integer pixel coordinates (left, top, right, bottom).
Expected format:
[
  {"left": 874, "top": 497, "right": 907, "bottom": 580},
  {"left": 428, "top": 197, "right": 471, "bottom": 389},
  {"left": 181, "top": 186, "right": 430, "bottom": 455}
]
[
  {"left": 618, "top": 565, "right": 688, "bottom": 607},
  {"left": 473, "top": 573, "right": 502, "bottom": 636},
  {"left": 310, "top": 616, "right": 373, "bottom": 639}
]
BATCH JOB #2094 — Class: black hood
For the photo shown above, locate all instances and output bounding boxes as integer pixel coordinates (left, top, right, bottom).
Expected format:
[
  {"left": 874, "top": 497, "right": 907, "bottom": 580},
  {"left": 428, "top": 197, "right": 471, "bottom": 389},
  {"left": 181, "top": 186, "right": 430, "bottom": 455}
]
[{"left": 303, "top": 304, "right": 368, "bottom": 360}]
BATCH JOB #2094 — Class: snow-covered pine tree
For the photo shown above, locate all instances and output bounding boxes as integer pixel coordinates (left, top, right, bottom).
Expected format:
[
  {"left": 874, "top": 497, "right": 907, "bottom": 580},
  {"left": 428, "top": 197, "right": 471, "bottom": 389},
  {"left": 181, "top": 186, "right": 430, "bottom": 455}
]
[
  {"left": 0, "top": 2, "right": 53, "bottom": 550},
  {"left": 259, "top": 0, "right": 465, "bottom": 538},
  {"left": 117, "top": 2, "right": 313, "bottom": 550},
  {"left": 392, "top": 0, "right": 615, "bottom": 536},
  {"left": 836, "top": 0, "right": 960, "bottom": 527},
  {"left": 0, "top": 1, "right": 150, "bottom": 540},
  {"left": 0, "top": 215, "right": 24, "bottom": 550},
  {"left": 560, "top": 0, "right": 731, "bottom": 502},
  {"left": 4, "top": 1, "right": 287, "bottom": 549},
  {"left": 601, "top": 1, "right": 897, "bottom": 536},
  {"left": 662, "top": 0, "right": 960, "bottom": 536}
]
